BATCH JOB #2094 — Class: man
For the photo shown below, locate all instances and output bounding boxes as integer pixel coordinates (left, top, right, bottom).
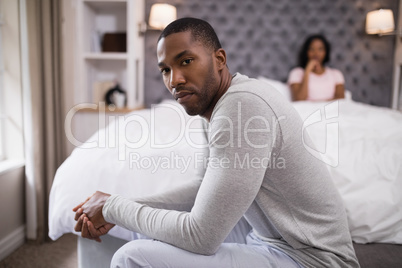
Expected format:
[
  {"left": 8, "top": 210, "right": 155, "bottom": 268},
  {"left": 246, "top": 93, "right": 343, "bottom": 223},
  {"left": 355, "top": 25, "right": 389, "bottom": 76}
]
[{"left": 73, "top": 18, "right": 360, "bottom": 267}]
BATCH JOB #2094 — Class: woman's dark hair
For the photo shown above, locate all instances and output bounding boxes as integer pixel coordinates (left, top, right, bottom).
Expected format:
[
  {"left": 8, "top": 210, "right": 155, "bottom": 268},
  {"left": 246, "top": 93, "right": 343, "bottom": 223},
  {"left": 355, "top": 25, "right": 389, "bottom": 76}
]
[
  {"left": 158, "top": 17, "right": 222, "bottom": 52},
  {"left": 298, "top": 34, "right": 331, "bottom": 68}
]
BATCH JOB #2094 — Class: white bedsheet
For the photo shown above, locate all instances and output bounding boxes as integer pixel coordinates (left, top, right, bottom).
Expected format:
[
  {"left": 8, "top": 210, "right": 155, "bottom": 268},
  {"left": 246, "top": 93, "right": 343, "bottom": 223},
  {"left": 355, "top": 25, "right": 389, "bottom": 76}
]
[
  {"left": 49, "top": 100, "right": 208, "bottom": 241},
  {"left": 293, "top": 99, "right": 402, "bottom": 244},
  {"left": 49, "top": 99, "right": 402, "bottom": 244}
]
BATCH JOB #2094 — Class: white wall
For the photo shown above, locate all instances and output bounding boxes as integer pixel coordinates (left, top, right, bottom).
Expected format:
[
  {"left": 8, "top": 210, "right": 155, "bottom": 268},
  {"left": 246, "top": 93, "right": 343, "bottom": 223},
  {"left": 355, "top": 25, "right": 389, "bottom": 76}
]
[
  {"left": 392, "top": 0, "right": 402, "bottom": 109},
  {"left": 61, "top": 0, "right": 78, "bottom": 156},
  {"left": 0, "top": 166, "right": 25, "bottom": 261}
]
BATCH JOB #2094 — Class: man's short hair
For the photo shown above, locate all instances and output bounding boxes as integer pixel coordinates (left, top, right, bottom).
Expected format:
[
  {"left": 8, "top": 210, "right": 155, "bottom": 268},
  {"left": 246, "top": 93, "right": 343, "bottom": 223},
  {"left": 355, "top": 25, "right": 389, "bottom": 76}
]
[{"left": 158, "top": 17, "right": 222, "bottom": 52}]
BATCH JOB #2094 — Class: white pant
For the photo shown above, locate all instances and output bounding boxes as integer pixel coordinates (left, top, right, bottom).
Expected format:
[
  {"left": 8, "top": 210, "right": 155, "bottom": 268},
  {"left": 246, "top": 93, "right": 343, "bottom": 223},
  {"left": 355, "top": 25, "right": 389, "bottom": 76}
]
[{"left": 111, "top": 218, "right": 302, "bottom": 268}]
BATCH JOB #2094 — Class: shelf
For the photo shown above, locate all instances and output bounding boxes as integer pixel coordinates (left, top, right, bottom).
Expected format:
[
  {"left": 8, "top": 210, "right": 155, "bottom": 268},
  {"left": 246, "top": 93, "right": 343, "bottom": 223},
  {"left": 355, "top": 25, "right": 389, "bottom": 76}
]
[
  {"left": 84, "top": 52, "right": 127, "bottom": 60},
  {"left": 83, "top": 0, "right": 127, "bottom": 3},
  {"left": 82, "top": 0, "right": 127, "bottom": 54},
  {"left": 83, "top": 1, "right": 127, "bottom": 12},
  {"left": 74, "top": 104, "right": 144, "bottom": 113}
]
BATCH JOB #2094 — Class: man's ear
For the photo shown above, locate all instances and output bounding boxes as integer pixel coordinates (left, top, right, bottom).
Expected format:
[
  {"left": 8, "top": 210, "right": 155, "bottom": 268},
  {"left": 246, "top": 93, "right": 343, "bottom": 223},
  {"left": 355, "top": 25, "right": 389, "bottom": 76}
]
[{"left": 215, "top": 48, "right": 227, "bottom": 70}]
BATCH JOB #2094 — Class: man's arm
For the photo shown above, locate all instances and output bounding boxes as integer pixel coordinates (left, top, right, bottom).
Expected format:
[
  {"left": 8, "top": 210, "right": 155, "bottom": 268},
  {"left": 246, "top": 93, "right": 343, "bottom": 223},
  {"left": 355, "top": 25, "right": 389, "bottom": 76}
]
[
  {"left": 126, "top": 178, "right": 202, "bottom": 211},
  {"left": 73, "top": 119, "right": 208, "bottom": 232},
  {"left": 77, "top": 93, "right": 275, "bottom": 255},
  {"left": 74, "top": 178, "right": 201, "bottom": 231}
]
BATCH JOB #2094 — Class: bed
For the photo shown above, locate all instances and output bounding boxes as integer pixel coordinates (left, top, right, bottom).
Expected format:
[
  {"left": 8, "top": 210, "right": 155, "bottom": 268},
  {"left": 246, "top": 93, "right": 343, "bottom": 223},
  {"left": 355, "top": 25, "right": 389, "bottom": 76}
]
[{"left": 49, "top": 78, "right": 402, "bottom": 267}]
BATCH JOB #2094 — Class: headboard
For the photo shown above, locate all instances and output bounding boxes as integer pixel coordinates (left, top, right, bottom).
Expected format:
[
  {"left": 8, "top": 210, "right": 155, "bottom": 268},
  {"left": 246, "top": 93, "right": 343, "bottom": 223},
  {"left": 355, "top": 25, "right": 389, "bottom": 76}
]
[{"left": 144, "top": 0, "right": 398, "bottom": 108}]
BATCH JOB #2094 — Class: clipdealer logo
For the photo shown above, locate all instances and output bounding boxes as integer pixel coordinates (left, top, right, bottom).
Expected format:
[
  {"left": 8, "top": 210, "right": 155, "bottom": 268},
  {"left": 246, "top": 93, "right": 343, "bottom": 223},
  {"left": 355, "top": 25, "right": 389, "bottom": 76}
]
[
  {"left": 301, "top": 101, "right": 339, "bottom": 167},
  {"left": 64, "top": 102, "right": 208, "bottom": 161},
  {"left": 64, "top": 101, "right": 339, "bottom": 168}
]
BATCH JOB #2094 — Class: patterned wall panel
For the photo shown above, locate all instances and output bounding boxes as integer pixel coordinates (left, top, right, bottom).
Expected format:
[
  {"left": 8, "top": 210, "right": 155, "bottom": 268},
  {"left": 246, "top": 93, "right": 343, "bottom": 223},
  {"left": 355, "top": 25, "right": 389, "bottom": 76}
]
[{"left": 143, "top": 0, "right": 398, "bottom": 108}]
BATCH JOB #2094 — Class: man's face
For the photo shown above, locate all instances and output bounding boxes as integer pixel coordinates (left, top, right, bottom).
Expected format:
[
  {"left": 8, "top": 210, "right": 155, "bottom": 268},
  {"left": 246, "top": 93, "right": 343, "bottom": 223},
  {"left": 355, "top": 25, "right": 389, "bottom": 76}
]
[{"left": 157, "top": 31, "right": 220, "bottom": 117}]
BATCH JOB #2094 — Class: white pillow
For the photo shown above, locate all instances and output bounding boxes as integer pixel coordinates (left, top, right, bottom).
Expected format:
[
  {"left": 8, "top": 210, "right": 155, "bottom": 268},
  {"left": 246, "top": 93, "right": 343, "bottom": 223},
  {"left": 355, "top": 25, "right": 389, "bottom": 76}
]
[{"left": 257, "top": 76, "right": 292, "bottom": 102}]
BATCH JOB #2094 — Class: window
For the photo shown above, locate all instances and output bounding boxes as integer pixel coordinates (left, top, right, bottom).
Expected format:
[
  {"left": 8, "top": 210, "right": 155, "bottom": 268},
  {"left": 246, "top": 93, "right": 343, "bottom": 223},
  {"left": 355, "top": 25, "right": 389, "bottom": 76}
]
[{"left": 0, "top": 0, "right": 24, "bottom": 164}]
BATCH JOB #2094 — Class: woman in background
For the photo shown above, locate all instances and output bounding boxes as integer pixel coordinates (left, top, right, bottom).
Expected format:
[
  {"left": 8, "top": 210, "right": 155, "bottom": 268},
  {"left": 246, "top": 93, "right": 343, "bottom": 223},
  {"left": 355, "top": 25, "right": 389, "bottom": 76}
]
[{"left": 288, "top": 34, "right": 345, "bottom": 101}]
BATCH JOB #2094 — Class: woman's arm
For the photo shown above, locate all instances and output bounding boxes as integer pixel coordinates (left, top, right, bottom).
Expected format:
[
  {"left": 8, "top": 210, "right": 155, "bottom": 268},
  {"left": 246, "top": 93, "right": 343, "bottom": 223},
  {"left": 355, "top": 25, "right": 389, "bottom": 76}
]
[
  {"left": 333, "top": 84, "right": 345, "bottom": 100},
  {"left": 290, "top": 80, "right": 308, "bottom": 101},
  {"left": 290, "top": 60, "right": 318, "bottom": 101}
]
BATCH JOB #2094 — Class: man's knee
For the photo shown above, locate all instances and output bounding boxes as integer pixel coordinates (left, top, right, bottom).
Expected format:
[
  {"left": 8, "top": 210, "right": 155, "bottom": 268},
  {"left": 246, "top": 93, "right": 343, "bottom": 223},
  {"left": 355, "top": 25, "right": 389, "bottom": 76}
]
[{"left": 111, "top": 240, "right": 152, "bottom": 268}]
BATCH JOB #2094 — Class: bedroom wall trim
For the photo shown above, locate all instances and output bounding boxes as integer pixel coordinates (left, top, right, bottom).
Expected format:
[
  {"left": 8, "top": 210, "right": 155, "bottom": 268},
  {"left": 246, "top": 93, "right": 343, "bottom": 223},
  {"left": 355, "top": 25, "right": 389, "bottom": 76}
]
[
  {"left": 0, "top": 160, "right": 24, "bottom": 176},
  {"left": 0, "top": 225, "right": 25, "bottom": 261}
]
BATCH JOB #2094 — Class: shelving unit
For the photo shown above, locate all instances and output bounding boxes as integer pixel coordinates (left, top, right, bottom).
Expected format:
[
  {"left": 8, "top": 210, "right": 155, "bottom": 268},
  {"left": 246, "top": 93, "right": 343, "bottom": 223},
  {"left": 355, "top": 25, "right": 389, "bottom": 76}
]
[
  {"left": 64, "top": 0, "right": 145, "bottom": 148},
  {"left": 76, "top": 0, "right": 145, "bottom": 109}
]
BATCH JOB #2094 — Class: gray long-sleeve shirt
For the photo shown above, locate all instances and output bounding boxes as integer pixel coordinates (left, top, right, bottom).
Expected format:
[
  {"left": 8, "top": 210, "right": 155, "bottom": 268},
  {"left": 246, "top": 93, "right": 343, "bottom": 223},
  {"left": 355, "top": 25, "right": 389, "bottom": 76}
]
[{"left": 103, "top": 73, "right": 360, "bottom": 268}]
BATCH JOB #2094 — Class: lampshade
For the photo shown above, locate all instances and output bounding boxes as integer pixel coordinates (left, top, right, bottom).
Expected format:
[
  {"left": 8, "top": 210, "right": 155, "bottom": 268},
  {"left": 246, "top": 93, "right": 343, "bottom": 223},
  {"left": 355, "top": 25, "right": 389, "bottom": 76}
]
[
  {"left": 366, "top": 9, "right": 395, "bottom": 34},
  {"left": 149, "top": 4, "right": 177, "bottom": 30}
]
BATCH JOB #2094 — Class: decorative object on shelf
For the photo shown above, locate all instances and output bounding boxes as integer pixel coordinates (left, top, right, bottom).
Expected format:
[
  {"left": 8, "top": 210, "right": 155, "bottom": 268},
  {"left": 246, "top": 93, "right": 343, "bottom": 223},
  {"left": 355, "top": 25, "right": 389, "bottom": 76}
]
[
  {"left": 93, "top": 81, "right": 115, "bottom": 104},
  {"left": 105, "top": 83, "right": 127, "bottom": 109},
  {"left": 139, "top": 3, "right": 177, "bottom": 34},
  {"left": 366, "top": 9, "right": 398, "bottom": 36},
  {"left": 90, "top": 29, "right": 102, "bottom": 52},
  {"left": 102, "top": 32, "right": 127, "bottom": 52}
]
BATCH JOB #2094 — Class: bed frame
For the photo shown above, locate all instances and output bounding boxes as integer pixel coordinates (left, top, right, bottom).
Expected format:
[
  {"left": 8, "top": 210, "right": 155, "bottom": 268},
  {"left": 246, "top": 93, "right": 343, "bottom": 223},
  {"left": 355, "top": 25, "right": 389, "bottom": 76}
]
[{"left": 77, "top": 235, "right": 127, "bottom": 268}]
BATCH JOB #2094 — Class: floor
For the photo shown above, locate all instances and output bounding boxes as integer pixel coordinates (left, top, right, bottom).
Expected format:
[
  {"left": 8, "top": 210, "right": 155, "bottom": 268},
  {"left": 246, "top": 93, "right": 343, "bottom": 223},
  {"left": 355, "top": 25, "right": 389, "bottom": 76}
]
[
  {"left": 0, "top": 234, "right": 77, "bottom": 268},
  {"left": 1, "top": 234, "right": 402, "bottom": 268},
  {"left": 353, "top": 242, "right": 402, "bottom": 268}
]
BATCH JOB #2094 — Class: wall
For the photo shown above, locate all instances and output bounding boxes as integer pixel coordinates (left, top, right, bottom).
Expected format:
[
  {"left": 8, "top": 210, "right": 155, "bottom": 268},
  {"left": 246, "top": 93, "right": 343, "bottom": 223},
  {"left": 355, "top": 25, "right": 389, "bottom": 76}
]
[
  {"left": 0, "top": 166, "right": 25, "bottom": 261},
  {"left": 144, "top": 0, "right": 398, "bottom": 108},
  {"left": 61, "top": 0, "right": 77, "bottom": 156}
]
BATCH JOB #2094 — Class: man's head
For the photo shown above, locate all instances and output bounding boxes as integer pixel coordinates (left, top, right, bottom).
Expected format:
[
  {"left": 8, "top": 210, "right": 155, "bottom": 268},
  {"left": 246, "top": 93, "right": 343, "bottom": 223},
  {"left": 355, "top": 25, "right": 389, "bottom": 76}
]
[
  {"left": 158, "top": 17, "right": 222, "bottom": 54},
  {"left": 156, "top": 18, "right": 231, "bottom": 120}
]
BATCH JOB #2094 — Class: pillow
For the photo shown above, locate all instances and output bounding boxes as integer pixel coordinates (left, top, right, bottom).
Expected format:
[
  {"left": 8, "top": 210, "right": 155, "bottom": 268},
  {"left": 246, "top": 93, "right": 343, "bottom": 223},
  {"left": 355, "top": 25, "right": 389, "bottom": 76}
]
[{"left": 257, "top": 76, "right": 292, "bottom": 102}]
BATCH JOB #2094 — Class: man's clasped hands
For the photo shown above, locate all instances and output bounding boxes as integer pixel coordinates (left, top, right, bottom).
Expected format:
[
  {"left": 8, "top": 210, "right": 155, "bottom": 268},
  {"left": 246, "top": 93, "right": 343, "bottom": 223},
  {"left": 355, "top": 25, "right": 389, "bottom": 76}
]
[{"left": 72, "top": 191, "right": 114, "bottom": 242}]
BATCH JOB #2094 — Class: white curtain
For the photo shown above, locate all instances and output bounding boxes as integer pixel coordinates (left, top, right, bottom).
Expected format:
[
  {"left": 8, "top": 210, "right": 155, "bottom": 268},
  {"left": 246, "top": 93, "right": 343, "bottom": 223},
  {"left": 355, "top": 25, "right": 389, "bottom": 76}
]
[{"left": 20, "top": 0, "right": 65, "bottom": 242}]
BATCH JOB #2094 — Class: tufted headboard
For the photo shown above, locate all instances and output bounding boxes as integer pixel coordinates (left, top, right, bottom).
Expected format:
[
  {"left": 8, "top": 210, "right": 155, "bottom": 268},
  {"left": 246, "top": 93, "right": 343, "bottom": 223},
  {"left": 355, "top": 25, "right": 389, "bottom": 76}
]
[{"left": 144, "top": 0, "right": 398, "bottom": 108}]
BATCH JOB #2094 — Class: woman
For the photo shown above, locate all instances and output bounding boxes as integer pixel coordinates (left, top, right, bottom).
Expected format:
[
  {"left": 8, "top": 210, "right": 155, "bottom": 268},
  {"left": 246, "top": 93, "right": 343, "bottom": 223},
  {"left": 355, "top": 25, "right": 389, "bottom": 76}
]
[{"left": 288, "top": 34, "right": 345, "bottom": 101}]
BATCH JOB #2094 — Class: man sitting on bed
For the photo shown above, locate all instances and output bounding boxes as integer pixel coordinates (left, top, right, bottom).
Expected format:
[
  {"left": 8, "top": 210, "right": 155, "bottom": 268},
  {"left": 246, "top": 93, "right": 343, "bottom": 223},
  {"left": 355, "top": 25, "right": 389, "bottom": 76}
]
[{"left": 73, "top": 18, "right": 360, "bottom": 268}]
